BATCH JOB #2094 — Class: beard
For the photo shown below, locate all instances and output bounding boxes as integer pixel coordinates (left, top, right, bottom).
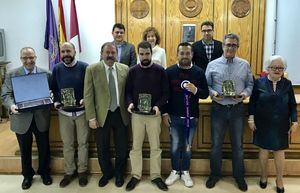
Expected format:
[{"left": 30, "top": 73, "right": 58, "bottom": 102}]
[
  {"left": 62, "top": 56, "right": 75, "bottom": 64},
  {"left": 141, "top": 59, "right": 151, "bottom": 66},
  {"left": 179, "top": 58, "right": 191, "bottom": 67}
]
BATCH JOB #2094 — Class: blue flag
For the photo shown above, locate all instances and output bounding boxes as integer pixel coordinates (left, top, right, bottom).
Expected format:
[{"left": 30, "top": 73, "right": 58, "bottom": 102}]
[{"left": 44, "top": 0, "right": 60, "bottom": 70}]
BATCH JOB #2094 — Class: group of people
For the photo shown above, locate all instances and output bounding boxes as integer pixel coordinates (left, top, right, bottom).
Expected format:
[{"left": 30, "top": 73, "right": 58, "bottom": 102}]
[{"left": 1, "top": 21, "right": 298, "bottom": 193}]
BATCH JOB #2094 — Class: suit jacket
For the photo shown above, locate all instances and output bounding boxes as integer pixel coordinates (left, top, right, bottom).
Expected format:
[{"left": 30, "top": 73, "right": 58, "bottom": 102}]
[
  {"left": 84, "top": 60, "right": 129, "bottom": 127},
  {"left": 1, "top": 66, "right": 52, "bottom": 134},
  {"left": 114, "top": 41, "right": 137, "bottom": 67},
  {"left": 192, "top": 39, "right": 223, "bottom": 71}
]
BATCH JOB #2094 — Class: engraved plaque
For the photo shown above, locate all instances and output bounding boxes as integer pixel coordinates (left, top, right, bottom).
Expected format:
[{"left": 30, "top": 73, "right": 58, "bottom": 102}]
[
  {"left": 231, "top": 0, "right": 251, "bottom": 18},
  {"left": 130, "top": 0, "right": 149, "bottom": 19},
  {"left": 222, "top": 80, "right": 236, "bottom": 97},
  {"left": 61, "top": 88, "right": 76, "bottom": 107},
  {"left": 133, "top": 93, "right": 155, "bottom": 115},
  {"left": 179, "top": 0, "right": 203, "bottom": 18}
]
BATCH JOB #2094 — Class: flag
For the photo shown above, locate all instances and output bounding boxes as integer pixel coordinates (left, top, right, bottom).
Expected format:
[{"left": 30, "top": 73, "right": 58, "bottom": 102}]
[
  {"left": 44, "top": 0, "right": 60, "bottom": 70},
  {"left": 70, "top": 0, "right": 81, "bottom": 53},
  {"left": 58, "top": 0, "right": 66, "bottom": 46}
]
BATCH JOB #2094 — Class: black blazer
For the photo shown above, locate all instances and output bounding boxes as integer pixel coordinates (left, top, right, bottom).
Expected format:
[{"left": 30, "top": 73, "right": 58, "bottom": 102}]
[{"left": 192, "top": 39, "right": 223, "bottom": 72}]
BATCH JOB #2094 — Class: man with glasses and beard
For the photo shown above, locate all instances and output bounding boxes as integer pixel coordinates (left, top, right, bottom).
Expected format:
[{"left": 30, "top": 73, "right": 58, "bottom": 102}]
[
  {"left": 51, "top": 42, "right": 90, "bottom": 187},
  {"left": 84, "top": 42, "right": 129, "bottom": 188},
  {"left": 125, "top": 41, "right": 169, "bottom": 191},
  {"left": 163, "top": 42, "right": 209, "bottom": 188}
]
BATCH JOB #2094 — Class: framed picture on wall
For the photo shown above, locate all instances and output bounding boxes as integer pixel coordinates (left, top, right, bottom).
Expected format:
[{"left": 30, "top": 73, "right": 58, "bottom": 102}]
[{"left": 182, "top": 24, "right": 196, "bottom": 43}]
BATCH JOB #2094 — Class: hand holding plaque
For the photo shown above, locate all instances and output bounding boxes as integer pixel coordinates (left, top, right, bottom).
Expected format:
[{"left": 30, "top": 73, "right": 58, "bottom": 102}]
[
  {"left": 132, "top": 93, "right": 155, "bottom": 115},
  {"left": 61, "top": 88, "right": 84, "bottom": 112},
  {"left": 222, "top": 80, "right": 236, "bottom": 97}
]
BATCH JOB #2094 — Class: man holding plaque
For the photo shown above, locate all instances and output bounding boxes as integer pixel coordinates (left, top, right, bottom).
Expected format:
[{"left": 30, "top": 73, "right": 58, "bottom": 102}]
[
  {"left": 125, "top": 41, "right": 169, "bottom": 191},
  {"left": 205, "top": 33, "right": 254, "bottom": 191},
  {"left": 1, "top": 47, "right": 52, "bottom": 189},
  {"left": 51, "top": 42, "right": 89, "bottom": 187},
  {"left": 163, "top": 42, "right": 209, "bottom": 187},
  {"left": 84, "top": 42, "right": 129, "bottom": 188}
]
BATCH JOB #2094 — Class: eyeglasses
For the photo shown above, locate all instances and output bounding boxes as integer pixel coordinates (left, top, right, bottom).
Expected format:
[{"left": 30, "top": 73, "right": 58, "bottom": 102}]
[
  {"left": 268, "top": 66, "right": 285, "bottom": 71},
  {"left": 21, "top": 56, "right": 36, "bottom": 60},
  {"left": 224, "top": 44, "right": 238, "bottom": 49},
  {"left": 201, "top": 29, "right": 213, "bottom": 33}
]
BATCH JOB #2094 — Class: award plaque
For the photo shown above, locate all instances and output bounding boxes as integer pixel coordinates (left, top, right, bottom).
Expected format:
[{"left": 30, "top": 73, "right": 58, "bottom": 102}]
[
  {"left": 61, "top": 88, "right": 83, "bottom": 112},
  {"left": 133, "top": 93, "right": 155, "bottom": 115},
  {"left": 222, "top": 80, "right": 236, "bottom": 96}
]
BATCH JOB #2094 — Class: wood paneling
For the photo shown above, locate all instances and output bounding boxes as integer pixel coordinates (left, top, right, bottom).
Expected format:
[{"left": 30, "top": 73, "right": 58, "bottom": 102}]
[{"left": 116, "top": 0, "right": 266, "bottom": 76}]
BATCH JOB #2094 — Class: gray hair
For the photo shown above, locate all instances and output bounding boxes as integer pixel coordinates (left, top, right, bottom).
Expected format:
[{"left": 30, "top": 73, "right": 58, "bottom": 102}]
[
  {"left": 265, "top": 55, "right": 287, "bottom": 70},
  {"left": 223, "top": 33, "right": 240, "bottom": 46}
]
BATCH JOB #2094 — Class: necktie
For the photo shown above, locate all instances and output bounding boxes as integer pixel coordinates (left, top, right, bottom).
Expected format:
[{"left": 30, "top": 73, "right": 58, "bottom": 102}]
[{"left": 109, "top": 67, "right": 118, "bottom": 111}]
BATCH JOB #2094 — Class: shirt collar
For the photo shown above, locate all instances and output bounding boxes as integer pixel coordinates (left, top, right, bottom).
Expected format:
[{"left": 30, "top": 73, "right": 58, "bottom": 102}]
[
  {"left": 24, "top": 66, "right": 37, "bottom": 74},
  {"left": 63, "top": 59, "right": 77, "bottom": 68},
  {"left": 221, "top": 55, "right": 236, "bottom": 64},
  {"left": 103, "top": 61, "right": 116, "bottom": 71},
  {"left": 177, "top": 63, "right": 193, "bottom": 69},
  {"left": 202, "top": 39, "right": 214, "bottom": 46}
]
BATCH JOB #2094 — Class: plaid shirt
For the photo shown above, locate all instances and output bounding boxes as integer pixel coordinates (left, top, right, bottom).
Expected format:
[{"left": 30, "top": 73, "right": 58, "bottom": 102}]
[{"left": 202, "top": 40, "right": 214, "bottom": 62}]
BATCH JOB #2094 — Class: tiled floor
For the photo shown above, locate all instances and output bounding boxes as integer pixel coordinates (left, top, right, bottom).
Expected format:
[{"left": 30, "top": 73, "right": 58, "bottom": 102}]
[{"left": 0, "top": 175, "right": 299, "bottom": 193}]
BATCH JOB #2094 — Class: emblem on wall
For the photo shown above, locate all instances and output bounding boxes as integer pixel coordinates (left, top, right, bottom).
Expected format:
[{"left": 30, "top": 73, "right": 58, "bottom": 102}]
[
  {"left": 179, "top": 0, "right": 203, "bottom": 18},
  {"left": 231, "top": 0, "right": 251, "bottom": 18},
  {"left": 130, "top": 0, "right": 149, "bottom": 19}
]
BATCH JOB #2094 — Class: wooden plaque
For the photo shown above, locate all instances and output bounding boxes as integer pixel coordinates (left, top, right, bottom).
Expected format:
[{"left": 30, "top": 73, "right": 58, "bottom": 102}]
[
  {"left": 179, "top": 0, "right": 203, "bottom": 18},
  {"left": 130, "top": 0, "right": 149, "bottom": 19},
  {"left": 231, "top": 0, "right": 251, "bottom": 18}
]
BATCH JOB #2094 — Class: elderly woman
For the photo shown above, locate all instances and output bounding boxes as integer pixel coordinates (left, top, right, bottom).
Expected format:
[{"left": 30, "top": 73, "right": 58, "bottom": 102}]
[
  {"left": 248, "top": 55, "right": 298, "bottom": 193},
  {"left": 141, "top": 27, "right": 167, "bottom": 68}
]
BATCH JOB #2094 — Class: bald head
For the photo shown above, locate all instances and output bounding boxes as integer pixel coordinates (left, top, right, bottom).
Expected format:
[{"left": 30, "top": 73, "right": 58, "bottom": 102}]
[{"left": 60, "top": 42, "right": 76, "bottom": 64}]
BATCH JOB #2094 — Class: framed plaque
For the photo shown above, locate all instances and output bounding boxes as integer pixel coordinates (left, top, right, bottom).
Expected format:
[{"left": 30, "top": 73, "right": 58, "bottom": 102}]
[
  {"left": 222, "top": 80, "right": 236, "bottom": 96},
  {"left": 132, "top": 93, "right": 155, "bottom": 115}
]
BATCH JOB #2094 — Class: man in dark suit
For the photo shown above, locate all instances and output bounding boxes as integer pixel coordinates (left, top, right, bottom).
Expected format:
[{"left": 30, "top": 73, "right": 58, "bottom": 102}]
[
  {"left": 84, "top": 42, "right": 129, "bottom": 188},
  {"left": 1, "top": 47, "right": 52, "bottom": 189},
  {"left": 192, "top": 21, "right": 223, "bottom": 72},
  {"left": 112, "top": 23, "right": 137, "bottom": 67}
]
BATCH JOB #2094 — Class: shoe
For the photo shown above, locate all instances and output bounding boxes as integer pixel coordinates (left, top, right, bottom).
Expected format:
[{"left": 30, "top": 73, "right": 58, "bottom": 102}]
[
  {"left": 98, "top": 175, "right": 113, "bottom": 187},
  {"left": 276, "top": 187, "right": 285, "bottom": 193},
  {"left": 126, "top": 177, "right": 140, "bottom": 191},
  {"left": 181, "top": 171, "right": 193, "bottom": 187},
  {"left": 236, "top": 178, "right": 248, "bottom": 192},
  {"left": 78, "top": 172, "right": 88, "bottom": 187},
  {"left": 206, "top": 176, "right": 219, "bottom": 189},
  {"left": 41, "top": 175, "right": 52, "bottom": 185},
  {"left": 21, "top": 177, "right": 32, "bottom": 190},
  {"left": 151, "top": 177, "right": 168, "bottom": 191},
  {"left": 259, "top": 179, "right": 267, "bottom": 189},
  {"left": 59, "top": 173, "right": 77, "bottom": 188},
  {"left": 115, "top": 175, "right": 124, "bottom": 187},
  {"left": 165, "top": 170, "right": 180, "bottom": 186}
]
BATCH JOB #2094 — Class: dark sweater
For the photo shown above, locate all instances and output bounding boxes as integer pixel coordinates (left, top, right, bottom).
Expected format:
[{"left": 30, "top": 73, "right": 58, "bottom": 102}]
[
  {"left": 125, "top": 63, "right": 169, "bottom": 110},
  {"left": 164, "top": 64, "right": 209, "bottom": 118},
  {"left": 51, "top": 61, "right": 88, "bottom": 106}
]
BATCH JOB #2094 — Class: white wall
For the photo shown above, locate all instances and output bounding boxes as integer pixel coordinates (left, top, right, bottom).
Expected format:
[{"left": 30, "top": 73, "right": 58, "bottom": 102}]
[{"left": 0, "top": 0, "right": 115, "bottom": 70}]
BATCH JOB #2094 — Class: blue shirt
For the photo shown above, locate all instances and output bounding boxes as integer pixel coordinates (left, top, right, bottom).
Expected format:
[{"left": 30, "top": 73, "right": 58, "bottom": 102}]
[{"left": 205, "top": 55, "right": 254, "bottom": 105}]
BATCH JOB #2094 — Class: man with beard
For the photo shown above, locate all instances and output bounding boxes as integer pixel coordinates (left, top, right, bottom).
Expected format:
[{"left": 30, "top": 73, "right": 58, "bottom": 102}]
[
  {"left": 1, "top": 47, "right": 52, "bottom": 189},
  {"left": 205, "top": 33, "right": 253, "bottom": 192},
  {"left": 192, "top": 21, "right": 223, "bottom": 72},
  {"left": 51, "top": 42, "right": 90, "bottom": 187},
  {"left": 125, "top": 41, "right": 169, "bottom": 191},
  {"left": 84, "top": 42, "right": 129, "bottom": 188},
  {"left": 163, "top": 42, "right": 209, "bottom": 187}
]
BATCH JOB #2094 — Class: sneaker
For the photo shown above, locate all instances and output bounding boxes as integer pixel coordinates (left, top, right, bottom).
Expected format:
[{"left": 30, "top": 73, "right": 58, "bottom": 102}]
[
  {"left": 181, "top": 171, "right": 194, "bottom": 187},
  {"left": 165, "top": 170, "right": 180, "bottom": 186}
]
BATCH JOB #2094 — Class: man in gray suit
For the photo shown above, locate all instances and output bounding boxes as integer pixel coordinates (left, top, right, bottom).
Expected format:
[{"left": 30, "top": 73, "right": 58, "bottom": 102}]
[
  {"left": 84, "top": 42, "right": 129, "bottom": 187},
  {"left": 1, "top": 47, "right": 52, "bottom": 190},
  {"left": 112, "top": 23, "right": 137, "bottom": 67}
]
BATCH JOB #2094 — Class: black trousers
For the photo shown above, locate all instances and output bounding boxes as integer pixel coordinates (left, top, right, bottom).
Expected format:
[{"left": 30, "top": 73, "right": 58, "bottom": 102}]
[
  {"left": 16, "top": 117, "right": 51, "bottom": 178},
  {"left": 95, "top": 108, "right": 128, "bottom": 177}
]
